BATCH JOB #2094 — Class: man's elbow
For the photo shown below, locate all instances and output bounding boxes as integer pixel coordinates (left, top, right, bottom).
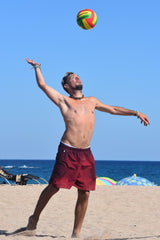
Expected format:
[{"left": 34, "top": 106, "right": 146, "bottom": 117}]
[
  {"left": 109, "top": 107, "right": 117, "bottom": 115},
  {"left": 38, "top": 83, "right": 46, "bottom": 90}
]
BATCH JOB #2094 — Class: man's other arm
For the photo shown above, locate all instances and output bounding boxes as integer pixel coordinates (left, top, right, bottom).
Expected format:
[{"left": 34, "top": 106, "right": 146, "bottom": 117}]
[{"left": 94, "top": 98, "right": 150, "bottom": 126}]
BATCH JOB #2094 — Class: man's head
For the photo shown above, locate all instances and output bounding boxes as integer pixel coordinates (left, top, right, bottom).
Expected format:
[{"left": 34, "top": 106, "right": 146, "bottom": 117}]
[{"left": 61, "top": 72, "right": 83, "bottom": 94}]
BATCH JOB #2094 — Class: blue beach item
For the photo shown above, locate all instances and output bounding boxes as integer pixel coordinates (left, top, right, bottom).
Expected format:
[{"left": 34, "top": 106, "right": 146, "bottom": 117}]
[{"left": 116, "top": 174, "right": 156, "bottom": 186}]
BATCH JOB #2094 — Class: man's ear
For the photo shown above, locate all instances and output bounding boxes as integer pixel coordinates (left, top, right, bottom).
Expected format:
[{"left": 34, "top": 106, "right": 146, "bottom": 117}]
[{"left": 64, "top": 83, "right": 69, "bottom": 91}]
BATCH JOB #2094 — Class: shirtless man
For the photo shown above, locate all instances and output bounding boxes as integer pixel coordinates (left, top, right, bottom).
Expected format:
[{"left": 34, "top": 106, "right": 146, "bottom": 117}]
[{"left": 25, "top": 58, "right": 150, "bottom": 238}]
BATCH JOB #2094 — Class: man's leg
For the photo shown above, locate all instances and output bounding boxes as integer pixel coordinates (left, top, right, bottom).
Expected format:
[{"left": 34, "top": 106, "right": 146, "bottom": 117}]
[
  {"left": 72, "top": 189, "right": 90, "bottom": 238},
  {"left": 27, "top": 184, "right": 59, "bottom": 230}
]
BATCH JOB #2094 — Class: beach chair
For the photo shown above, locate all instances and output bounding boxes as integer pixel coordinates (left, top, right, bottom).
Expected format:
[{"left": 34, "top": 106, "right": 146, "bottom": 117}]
[{"left": 0, "top": 166, "right": 48, "bottom": 185}]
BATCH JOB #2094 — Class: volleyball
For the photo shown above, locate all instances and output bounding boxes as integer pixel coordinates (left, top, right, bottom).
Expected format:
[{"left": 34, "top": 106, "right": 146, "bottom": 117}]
[{"left": 76, "top": 9, "right": 97, "bottom": 30}]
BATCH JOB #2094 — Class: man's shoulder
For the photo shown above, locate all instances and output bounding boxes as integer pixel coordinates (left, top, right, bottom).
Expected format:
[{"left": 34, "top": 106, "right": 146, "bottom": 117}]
[
  {"left": 86, "top": 96, "right": 98, "bottom": 102},
  {"left": 85, "top": 96, "right": 99, "bottom": 107},
  {"left": 86, "top": 96, "right": 95, "bottom": 99}
]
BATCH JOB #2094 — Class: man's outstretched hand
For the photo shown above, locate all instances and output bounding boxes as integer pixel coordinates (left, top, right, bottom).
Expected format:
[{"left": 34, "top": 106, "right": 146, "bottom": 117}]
[
  {"left": 138, "top": 112, "right": 150, "bottom": 126},
  {"left": 26, "top": 58, "right": 40, "bottom": 67}
]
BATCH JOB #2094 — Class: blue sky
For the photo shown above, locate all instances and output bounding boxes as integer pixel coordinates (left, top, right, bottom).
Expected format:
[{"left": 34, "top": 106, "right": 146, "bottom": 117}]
[{"left": 0, "top": 0, "right": 159, "bottom": 161}]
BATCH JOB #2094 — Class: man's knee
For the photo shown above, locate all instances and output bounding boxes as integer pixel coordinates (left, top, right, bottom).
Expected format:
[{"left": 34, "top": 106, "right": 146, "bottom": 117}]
[
  {"left": 48, "top": 184, "right": 59, "bottom": 195},
  {"left": 78, "top": 190, "right": 90, "bottom": 201}
]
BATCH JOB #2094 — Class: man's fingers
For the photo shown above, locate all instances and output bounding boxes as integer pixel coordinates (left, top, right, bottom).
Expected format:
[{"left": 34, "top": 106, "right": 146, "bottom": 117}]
[
  {"left": 144, "top": 119, "right": 149, "bottom": 126},
  {"left": 26, "top": 58, "right": 38, "bottom": 67},
  {"left": 140, "top": 115, "right": 150, "bottom": 126},
  {"left": 144, "top": 118, "right": 150, "bottom": 126},
  {"left": 26, "top": 58, "right": 33, "bottom": 65},
  {"left": 26, "top": 58, "right": 36, "bottom": 65},
  {"left": 146, "top": 118, "right": 150, "bottom": 125}
]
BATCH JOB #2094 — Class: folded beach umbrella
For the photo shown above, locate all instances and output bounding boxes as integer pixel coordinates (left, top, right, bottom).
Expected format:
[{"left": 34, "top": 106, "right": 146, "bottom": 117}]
[
  {"left": 96, "top": 177, "right": 117, "bottom": 186},
  {"left": 115, "top": 174, "right": 156, "bottom": 186}
]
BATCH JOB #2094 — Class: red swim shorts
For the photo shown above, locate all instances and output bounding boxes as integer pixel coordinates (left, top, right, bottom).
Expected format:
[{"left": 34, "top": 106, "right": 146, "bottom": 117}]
[{"left": 49, "top": 142, "right": 96, "bottom": 191}]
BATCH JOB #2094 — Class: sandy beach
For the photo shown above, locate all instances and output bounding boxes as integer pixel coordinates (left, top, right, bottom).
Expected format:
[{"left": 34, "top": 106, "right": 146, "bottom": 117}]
[{"left": 1, "top": 185, "right": 160, "bottom": 240}]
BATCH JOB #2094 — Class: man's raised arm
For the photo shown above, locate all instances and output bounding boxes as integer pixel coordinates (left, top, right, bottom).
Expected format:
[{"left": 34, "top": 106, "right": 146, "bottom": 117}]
[
  {"left": 94, "top": 98, "right": 150, "bottom": 126},
  {"left": 26, "top": 58, "right": 63, "bottom": 107}
]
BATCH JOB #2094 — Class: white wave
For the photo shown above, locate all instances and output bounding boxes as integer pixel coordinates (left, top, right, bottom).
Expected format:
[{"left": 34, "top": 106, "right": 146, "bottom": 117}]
[
  {"left": 18, "top": 165, "right": 38, "bottom": 169},
  {"left": 3, "top": 166, "right": 14, "bottom": 169}
]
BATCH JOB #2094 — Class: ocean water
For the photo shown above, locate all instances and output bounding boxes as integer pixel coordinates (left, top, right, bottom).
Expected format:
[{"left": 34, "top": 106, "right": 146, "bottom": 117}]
[{"left": 0, "top": 159, "right": 160, "bottom": 186}]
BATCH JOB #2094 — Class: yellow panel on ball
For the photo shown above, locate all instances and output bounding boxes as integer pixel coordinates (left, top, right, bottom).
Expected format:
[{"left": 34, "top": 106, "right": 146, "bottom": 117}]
[{"left": 77, "top": 9, "right": 97, "bottom": 30}]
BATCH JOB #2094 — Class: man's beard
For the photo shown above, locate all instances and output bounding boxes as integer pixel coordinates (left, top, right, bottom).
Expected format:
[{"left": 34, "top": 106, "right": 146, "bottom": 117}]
[{"left": 71, "top": 84, "right": 83, "bottom": 91}]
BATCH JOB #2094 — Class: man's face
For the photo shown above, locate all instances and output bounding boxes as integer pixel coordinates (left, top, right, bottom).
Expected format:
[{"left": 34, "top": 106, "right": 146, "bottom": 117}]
[{"left": 67, "top": 74, "right": 83, "bottom": 90}]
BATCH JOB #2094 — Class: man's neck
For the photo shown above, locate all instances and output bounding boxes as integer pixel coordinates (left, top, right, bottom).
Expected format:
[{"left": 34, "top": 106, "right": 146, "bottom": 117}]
[{"left": 69, "top": 94, "right": 84, "bottom": 100}]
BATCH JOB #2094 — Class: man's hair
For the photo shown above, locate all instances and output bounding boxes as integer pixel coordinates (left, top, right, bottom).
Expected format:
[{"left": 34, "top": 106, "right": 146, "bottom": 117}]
[{"left": 61, "top": 72, "right": 74, "bottom": 93}]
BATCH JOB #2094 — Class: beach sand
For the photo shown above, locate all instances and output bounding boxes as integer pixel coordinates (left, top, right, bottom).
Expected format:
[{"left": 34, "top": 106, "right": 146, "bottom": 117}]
[{"left": 0, "top": 185, "right": 160, "bottom": 240}]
